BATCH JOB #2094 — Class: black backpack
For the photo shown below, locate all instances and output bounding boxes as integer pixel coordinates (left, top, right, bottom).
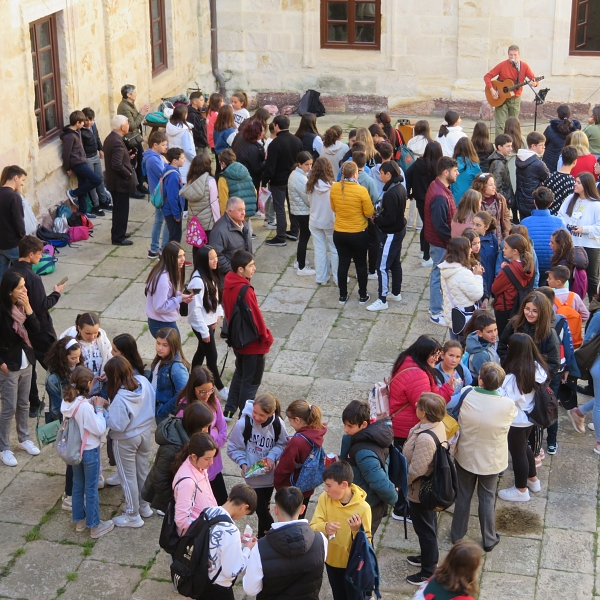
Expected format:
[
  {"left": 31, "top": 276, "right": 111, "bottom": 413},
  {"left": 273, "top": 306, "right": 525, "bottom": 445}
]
[
  {"left": 502, "top": 266, "right": 534, "bottom": 316},
  {"left": 417, "top": 430, "right": 458, "bottom": 511},
  {"left": 432, "top": 364, "right": 465, "bottom": 387},
  {"left": 242, "top": 414, "right": 281, "bottom": 446},
  {"left": 159, "top": 477, "right": 192, "bottom": 555},
  {"left": 36, "top": 225, "right": 70, "bottom": 248},
  {"left": 220, "top": 285, "right": 259, "bottom": 349},
  {"left": 170, "top": 509, "right": 234, "bottom": 598},
  {"left": 527, "top": 384, "right": 559, "bottom": 428}
]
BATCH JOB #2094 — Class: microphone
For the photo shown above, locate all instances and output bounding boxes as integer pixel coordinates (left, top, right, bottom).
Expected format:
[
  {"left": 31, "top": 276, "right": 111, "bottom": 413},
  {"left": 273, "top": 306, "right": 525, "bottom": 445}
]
[{"left": 511, "top": 60, "right": 516, "bottom": 68}]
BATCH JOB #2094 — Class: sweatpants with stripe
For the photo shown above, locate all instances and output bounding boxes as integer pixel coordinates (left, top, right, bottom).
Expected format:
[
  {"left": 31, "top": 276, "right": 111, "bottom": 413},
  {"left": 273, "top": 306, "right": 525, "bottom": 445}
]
[
  {"left": 113, "top": 428, "right": 152, "bottom": 516},
  {"left": 376, "top": 228, "right": 405, "bottom": 302}
]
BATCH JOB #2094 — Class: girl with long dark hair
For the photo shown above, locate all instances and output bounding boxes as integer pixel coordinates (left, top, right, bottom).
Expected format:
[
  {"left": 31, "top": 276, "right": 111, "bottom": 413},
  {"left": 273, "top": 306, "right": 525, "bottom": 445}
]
[
  {"left": 435, "top": 110, "right": 467, "bottom": 157},
  {"left": 543, "top": 104, "right": 581, "bottom": 171},
  {"left": 111, "top": 333, "right": 145, "bottom": 376},
  {"left": 295, "top": 113, "right": 322, "bottom": 160},
  {"left": 471, "top": 122, "right": 494, "bottom": 172}
]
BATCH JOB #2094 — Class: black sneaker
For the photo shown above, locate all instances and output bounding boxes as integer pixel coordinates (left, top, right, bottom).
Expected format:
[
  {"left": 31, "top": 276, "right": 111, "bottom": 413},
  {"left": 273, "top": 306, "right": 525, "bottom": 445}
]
[
  {"left": 131, "top": 191, "right": 145, "bottom": 200},
  {"left": 359, "top": 294, "right": 370, "bottom": 305},
  {"left": 147, "top": 250, "right": 159, "bottom": 259},
  {"left": 406, "top": 555, "right": 421, "bottom": 567},
  {"left": 137, "top": 185, "right": 149, "bottom": 195},
  {"left": 266, "top": 237, "right": 287, "bottom": 247},
  {"left": 251, "top": 234, "right": 257, "bottom": 240},
  {"left": 91, "top": 207, "right": 105, "bottom": 217},
  {"left": 484, "top": 533, "right": 501, "bottom": 553},
  {"left": 100, "top": 203, "right": 113, "bottom": 212},
  {"left": 547, "top": 444, "right": 558, "bottom": 455},
  {"left": 285, "top": 231, "right": 298, "bottom": 241},
  {"left": 406, "top": 573, "right": 428, "bottom": 586},
  {"left": 339, "top": 295, "right": 348, "bottom": 305},
  {"left": 577, "top": 384, "right": 594, "bottom": 396},
  {"left": 392, "top": 511, "right": 412, "bottom": 524}
]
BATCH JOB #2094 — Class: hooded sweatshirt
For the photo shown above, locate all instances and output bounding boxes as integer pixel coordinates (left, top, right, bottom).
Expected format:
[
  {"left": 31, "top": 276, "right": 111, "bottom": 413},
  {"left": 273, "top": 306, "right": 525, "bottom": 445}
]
[
  {"left": 161, "top": 167, "right": 184, "bottom": 219},
  {"left": 438, "top": 261, "right": 484, "bottom": 326},
  {"left": 340, "top": 419, "right": 398, "bottom": 507},
  {"left": 60, "top": 396, "right": 107, "bottom": 451},
  {"left": 319, "top": 140, "right": 349, "bottom": 175},
  {"left": 145, "top": 270, "right": 183, "bottom": 323},
  {"left": 165, "top": 121, "right": 195, "bottom": 182},
  {"left": 173, "top": 456, "right": 217, "bottom": 535},
  {"left": 435, "top": 126, "right": 467, "bottom": 157},
  {"left": 60, "top": 127, "right": 86, "bottom": 170},
  {"left": 516, "top": 149, "right": 550, "bottom": 215},
  {"left": 310, "top": 484, "right": 371, "bottom": 568},
  {"left": 274, "top": 425, "right": 327, "bottom": 497},
  {"left": 491, "top": 260, "right": 533, "bottom": 312},
  {"left": 142, "top": 149, "right": 166, "bottom": 194},
  {"left": 500, "top": 363, "right": 548, "bottom": 426},
  {"left": 227, "top": 400, "right": 289, "bottom": 488},
  {"left": 308, "top": 180, "right": 334, "bottom": 230},
  {"left": 465, "top": 331, "right": 501, "bottom": 379},
  {"left": 106, "top": 376, "right": 155, "bottom": 440}
]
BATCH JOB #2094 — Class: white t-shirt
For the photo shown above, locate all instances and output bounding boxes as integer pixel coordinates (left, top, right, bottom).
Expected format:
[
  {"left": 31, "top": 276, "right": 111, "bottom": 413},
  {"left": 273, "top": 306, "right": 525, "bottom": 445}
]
[
  {"left": 80, "top": 339, "right": 103, "bottom": 394},
  {"left": 233, "top": 108, "right": 250, "bottom": 128}
]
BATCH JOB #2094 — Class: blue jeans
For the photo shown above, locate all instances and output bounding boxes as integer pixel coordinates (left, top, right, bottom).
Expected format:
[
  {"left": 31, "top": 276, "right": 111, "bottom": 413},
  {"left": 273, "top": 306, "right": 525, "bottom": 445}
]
[
  {"left": 429, "top": 244, "right": 446, "bottom": 315},
  {"left": 150, "top": 207, "right": 168, "bottom": 253},
  {"left": 85, "top": 153, "right": 109, "bottom": 207},
  {"left": 72, "top": 446, "right": 101, "bottom": 528},
  {"left": 148, "top": 318, "right": 179, "bottom": 339},
  {"left": 70, "top": 162, "right": 102, "bottom": 213},
  {"left": 0, "top": 247, "right": 19, "bottom": 280},
  {"left": 580, "top": 355, "right": 600, "bottom": 443}
]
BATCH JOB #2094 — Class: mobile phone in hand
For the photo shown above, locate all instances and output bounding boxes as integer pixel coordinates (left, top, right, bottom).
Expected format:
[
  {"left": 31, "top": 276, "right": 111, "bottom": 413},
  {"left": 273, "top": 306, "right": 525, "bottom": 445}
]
[{"left": 57, "top": 276, "right": 68, "bottom": 286}]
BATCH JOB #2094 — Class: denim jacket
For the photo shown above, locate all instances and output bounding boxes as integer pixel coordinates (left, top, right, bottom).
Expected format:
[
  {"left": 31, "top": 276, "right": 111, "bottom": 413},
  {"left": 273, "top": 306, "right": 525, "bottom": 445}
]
[
  {"left": 151, "top": 359, "right": 189, "bottom": 418},
  {"left": 46, "top": 372, "right": 68, "bottom": 422}
]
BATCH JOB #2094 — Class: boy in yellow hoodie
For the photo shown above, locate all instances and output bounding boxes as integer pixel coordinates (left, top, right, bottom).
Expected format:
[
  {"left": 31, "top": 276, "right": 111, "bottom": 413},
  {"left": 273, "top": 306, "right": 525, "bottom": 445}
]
[{"left": 310, "top": 460, "right": 372, "bottom": 600}]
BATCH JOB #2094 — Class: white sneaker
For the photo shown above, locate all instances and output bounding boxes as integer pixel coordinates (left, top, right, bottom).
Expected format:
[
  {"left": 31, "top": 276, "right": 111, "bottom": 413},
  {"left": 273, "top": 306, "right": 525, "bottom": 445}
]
[
  {"left": 429, "top": 314, "right": 446, "bottom": 326},
  {"left": 156, "top": 509, "right": 165, "bottom": 516},
  {"left": 367, "top": 272, "right": 378, "bottom": 280},
  {"left": 105, "top": 473, "right": 121, "bottom": 486},
  {"left": 0, "top": 450, "right": 17, "bottom": 467},
  {"left": 139, "top": 505, "right": 154, "bottom": 518},
  {"left": 265, "top": 222, "right": 278, "bottom": 230},
  {"left": 253, "top": 211, "right": 264, "bottom": 219},
  {"left": 17, "top": 440, "right": 40, "bottom": 456},
  {"left": 589, "top": 422, "right": 595, "bottom": 431},
  {"left": 526, "top": 478, "right": 541, "bottom": 493},
  {"left": 97, "top": 475, "right": 105, "bottom": 489},
  {"left": 113, "top": 513, "right": 144, "bottom": 528},
  {"left": 62, "top": 494, "right": 72, "bottom": 511},
  {"left": 293, "top": 260, "right": 311, "bottom": 269},
  {"left": 366, "top": 299, "right": 389, "bottom": 312},
  {"left": 388, "top": 292, "right": 402, "bottom": 302},
  {"left": 297, "top": 266, "right": 316, "bottom": 276},
  {"left": 422, "top": 258, "right": 433, "bottom": 267},
  {"left": 498, "top": 486, "right": 530, "bottom": 502},
  {"left": 216, "top": 387, "right": 229, "bottom": 401}
]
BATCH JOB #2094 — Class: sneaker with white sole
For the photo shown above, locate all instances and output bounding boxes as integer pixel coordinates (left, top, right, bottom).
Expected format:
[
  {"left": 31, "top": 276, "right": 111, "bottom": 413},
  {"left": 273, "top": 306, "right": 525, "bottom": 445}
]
[
  {"left": 265, "top": 222, "right": 278, "bottom": 230},
  {"left": 139, "top": 505, "right": 154, "bottom": 518},
  {"left": 91, "top": 520, "right": 114, "bottom": 538},
  {"left": 223, "top": 411, "right": 234, "bottom": 422},
  {"left": 388, "top": 292, "right": 402, "bottom": 302},
  {"left": 526, "top": 478, "right": 541, "bottom": 493},
  {"left": 589, "top": 422, "right": 595, "bottom": 431},
  {"left": 216, "top": 387, "right": 229, "bottom": 401},
  {"left": 105, "top": 473, "right": 121, "bottom": 486},
  {"left": 359, "top": 294, "right": 370, "bottom": 305},
  {"left": 498, "top": 486, "right": 530, "bottom": 502},
  {"left": 429, "top": 314, "right": 446, "bottom": 326},
  {"left": 75, "top": 520, "right": 87, "bottom": 532},
  {"left": 297, "top": 266, "right": 316, "bottom": 276},
  {"left": 97, "top": 475, "right": 105, "bottom": 489},
  {"left": 568, "top": 408, "right": 586, "bottom": 434},
  {"left": 594, "top": 444, "right": 600, "bottom": 456},
  {"left": 62, "top": 494, "right": 72, "bottom": 511},
  {"left": 113, "top": 513, "right": 144, "bottom": 528},
  {"left": 156, "top": 509, "right": 165, "bottom": 516},
  {"left": 0, "top": 450, "right": 17, "bottom": 467},
  {"left": 366, "top": 299, "right": 388, "bottom": 312},
  {"left": 547, "top": 444, "right": 557, "bottom": 455},
  {"left": 421, "top": 258, "right": 433, "bottom": 267},
  {"left": 367, "top": 272, "right": 378, "bottom": 280},
  {"left": 17, "top": 440, "right": 40, "bottom": 455}
]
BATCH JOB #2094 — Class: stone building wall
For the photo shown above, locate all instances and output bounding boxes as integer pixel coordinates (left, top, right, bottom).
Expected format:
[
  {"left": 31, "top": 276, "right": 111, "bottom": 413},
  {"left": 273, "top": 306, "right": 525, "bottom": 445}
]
[{"left": 2, "top": 0, "right": 211, "bottom": 219}]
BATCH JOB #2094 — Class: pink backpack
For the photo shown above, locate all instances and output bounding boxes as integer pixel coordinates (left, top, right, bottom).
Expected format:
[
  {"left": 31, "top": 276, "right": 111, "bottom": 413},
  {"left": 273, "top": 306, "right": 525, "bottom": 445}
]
[
  {"left": 69, "top": 226, "right": 90, "bottom": 242},
  {"left": 572, "top": 268, "right": 588, "bottom": 300},
  {"left": 186, "top": 214, "right": 208, "bottom": 248},
  {"left": 42, "top": 244, "right": 55, "bottom": 257}
]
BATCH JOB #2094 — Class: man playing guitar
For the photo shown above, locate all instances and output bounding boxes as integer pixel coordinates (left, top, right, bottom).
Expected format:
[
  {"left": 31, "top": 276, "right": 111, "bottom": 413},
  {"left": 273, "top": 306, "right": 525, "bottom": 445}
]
[{"left": 484, "top": 45, "right": 538, "bottom": 135}]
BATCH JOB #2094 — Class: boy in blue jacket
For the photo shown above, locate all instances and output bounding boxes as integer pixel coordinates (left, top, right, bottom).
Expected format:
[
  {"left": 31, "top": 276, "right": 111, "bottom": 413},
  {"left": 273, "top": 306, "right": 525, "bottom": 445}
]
[
  {"left": 464, "top": 311, "right": 501, "bottom": 379},
  {"left": 142, "top": 131, "right": 168, "bottom": 259},
  {"left": 339, "top": 400, "right": 397, "bottom": 533},
  {"left": 161, "top": 148, "right": 186, "bottom": 244}
]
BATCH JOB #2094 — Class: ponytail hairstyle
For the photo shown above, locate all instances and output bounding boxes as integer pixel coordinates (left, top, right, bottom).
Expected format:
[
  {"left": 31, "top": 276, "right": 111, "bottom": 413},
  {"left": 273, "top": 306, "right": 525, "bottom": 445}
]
[
  {"left": 444, "top": 237, "right": 472, "bottom": 268},
  {"left": 323, "top": 125, "right": 343, "bottom": 148},
  {"left": 104, "top": 356, "right": 139, "bottom": 402},
  {"left": 368, "top": 124, "right": 386, "bottom": 140},
  {"left": 178, "top": 365, "right": 217, "bottom": 413},
  {"left": 112, "top": 333, "right": 145, "bottom": 375},
  {"left": 64, "top": 366, "right": 95, "bottom": 403},
  {"left": 556, "top": 104, "right": 574, "bottom": 136},
  {"left": 254, "top": 392, "right": 281, "bottom": 419},
  {"left": 171, "top": 432, "right": 218, "bottom": 474},
  {"left": 510, "top": 291, "right": 553, "bottom": 344},
  {"left": 75, "top": 312, "right": 100, "bottom": 340},
  {"left": 340, "top": 161, "right": 359, "bottom": 200},
  {"left": 504, "top": 233, "right": 534, "bottom": 274},
  {"left": 182, "top": 401, "right": 215, "bottom": 436},
  {"left": 474, "top": 210, "right": 496, "bottom": 233},
  {"left": 306, "top": 157, "right": 334, "bottom": 194},
  {"left": 296, "top": 151, "right": 313, "bottom": 167},
  {"left": 231, "top": 91, "right": 248, "bottom": 109},
  {"left": 438, "top": 110, "right": 460, "bottom": 137},
  {"left": 44, "top": 337, "right": 82, "bottom": 381},
  {"left": 375, "top": 112, "right": 398, "bottom": 146},
  {"left": 286, "top": 399, "right": 323, "bottom": 429},
  {"left": 454, "top": 190, "right": 482, "bottom": 224},
  {"left": 442, "top": 339, "right": 463, "bottom": 355},
  {"left": 509, "top": 224, "right": 535, "bottom": 255}
]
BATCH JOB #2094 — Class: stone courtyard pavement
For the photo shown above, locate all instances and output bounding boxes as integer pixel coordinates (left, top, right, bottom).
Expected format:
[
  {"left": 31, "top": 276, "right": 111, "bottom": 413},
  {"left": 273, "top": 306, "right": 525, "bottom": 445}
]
[{"left": 1, "top": 144, "right": 599, "bottom": 599}]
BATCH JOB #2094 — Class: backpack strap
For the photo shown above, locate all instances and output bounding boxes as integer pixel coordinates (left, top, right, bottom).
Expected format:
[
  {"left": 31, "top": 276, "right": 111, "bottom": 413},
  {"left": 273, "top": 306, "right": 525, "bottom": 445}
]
[
  {"left": 293, "top": 432, "right": 316, "bottom": 449},
  {"left": 243, "top": 414, "right": 252, "bottom": 446},
  {"left": 454, "top": 386, "right": 473, "bottom": 418},
  {"left": 273, "top": 417, "right": 281, "bottom": 445},
  {"left": 456, "top": 363, "right": 465, "bottom": 381},
  {"left": 418, "top": 428, "right": 441, "bottom": 446},
  {"left": 432, "top": 368, "right": 445, "bottom": 386},
  {"left": 566, "top": 292, "right": 575, "bottom": 307},
  {"left": 502, "top": 265, "right": 524, "bottom": 292}
]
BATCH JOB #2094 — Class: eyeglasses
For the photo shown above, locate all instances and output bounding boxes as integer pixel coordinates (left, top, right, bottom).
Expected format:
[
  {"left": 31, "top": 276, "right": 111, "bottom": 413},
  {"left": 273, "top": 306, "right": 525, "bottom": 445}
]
[{"left": 195, "top": 387, "right": 215, "bottom": 396}]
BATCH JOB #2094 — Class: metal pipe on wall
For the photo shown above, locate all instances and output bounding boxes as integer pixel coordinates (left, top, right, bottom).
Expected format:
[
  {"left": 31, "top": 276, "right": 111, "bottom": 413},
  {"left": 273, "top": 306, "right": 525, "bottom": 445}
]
[{"left": 209, "top": 0, "right": 226, "bottom": 96}]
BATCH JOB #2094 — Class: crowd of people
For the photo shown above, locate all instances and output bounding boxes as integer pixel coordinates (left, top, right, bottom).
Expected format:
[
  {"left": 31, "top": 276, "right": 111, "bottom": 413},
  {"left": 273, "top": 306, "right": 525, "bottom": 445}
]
[{"left": 1, "top": 77, "right": 600, "bottom": 598}]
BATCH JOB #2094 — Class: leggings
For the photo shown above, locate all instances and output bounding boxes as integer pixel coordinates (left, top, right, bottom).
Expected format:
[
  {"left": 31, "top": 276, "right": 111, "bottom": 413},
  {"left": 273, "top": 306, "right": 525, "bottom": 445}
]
[
  {"left": 210, "top": 472, "right": 228, "bottom": 506},
  {"left": 192, "top": 328, "right": 225, "bottom": 389},
  {"left": 253, "top": 486, "right": 274, "bottom": 538},
  {"left": 507, "top": 425, "right": 536, "bottom": 489},
  {"left": 294, "top": 214, "right": 311, "bottom": 269},
  {"left": 416, "top": 199, "right": 429, "bottom": 261}
]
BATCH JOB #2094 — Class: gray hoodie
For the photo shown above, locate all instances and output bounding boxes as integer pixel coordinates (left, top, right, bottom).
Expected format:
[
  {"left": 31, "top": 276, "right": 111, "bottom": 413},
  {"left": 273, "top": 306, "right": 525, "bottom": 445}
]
[
  {"left": 227, "top": 400, "right": 289, "bottom": 489},
  {"left": 319, "top": 140, "right": 349, "bottom": 175},
  {"left": 106, "top": 376, "right": 155, "bottom": 440}
]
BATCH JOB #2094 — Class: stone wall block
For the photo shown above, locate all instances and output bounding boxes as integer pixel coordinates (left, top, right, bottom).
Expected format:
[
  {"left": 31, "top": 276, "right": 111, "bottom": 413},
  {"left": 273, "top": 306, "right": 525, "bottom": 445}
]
[{"left": 347, "top": 94, "right": 388, "bottom": 113}]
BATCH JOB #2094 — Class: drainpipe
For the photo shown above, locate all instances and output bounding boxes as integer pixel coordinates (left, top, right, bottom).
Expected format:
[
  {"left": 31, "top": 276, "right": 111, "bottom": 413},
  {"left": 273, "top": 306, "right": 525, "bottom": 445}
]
[{"left": 209, "top": 0, "right": 226, "bottom": 96}]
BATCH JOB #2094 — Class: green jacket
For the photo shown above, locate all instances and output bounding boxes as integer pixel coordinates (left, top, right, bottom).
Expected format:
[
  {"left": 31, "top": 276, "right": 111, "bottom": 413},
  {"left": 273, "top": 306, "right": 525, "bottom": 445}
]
[
  {"left": 221, "top": 162, "right": 257, "bottom": 216},
  {"left": 117, "top": 100, "right": 144, "bottom": 132}
]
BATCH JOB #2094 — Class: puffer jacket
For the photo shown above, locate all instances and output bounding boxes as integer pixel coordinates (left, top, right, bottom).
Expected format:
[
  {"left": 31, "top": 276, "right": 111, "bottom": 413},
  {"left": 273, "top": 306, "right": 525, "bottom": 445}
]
[
  {"left": 319, "top": 140, "right": 349, "bottom": 174},
  {"left": 308, "top": 180, "right": 334, "bottom": 230},
  {"left": 516, "top": 150, "right": 550, "bottom": 215},
  {"left": 488, "top": 150, "right": 515, "bottom": 206},
  {"left": 435, "top": 126, "right": 467, "bottom": 157},
  {"left": 388, "top": 357, "right": 454, "bottom": 439},
  {"left": 519, "top": 210, "right": 565, "bottom": 275},
  {"left": 180, "top": 172, "right": 217, "bottom": 231},
  {"left": 542, "top": 119, "right": 581, "bottom": 172},
  {"left": 150, "top": 358, "right": 190, "bottom": 418},
  {"left": 220, "top": 162, "right": 257, "bottom": 216},
  {"left": 288, "top": 167, "right": 310, "bottom": 216},
  {"left": 403, "top": 420, "right": 447, "bottom": 503},
  {"left": 439, "top": 261, "right": 484, "bottom": 326},
  {"left": 141, "top": 415, "right": 189, "bottom": 511},
  {"left": 450, "top": 157, "right": 482, "bottom": 204},
  {"left": 479, "top": 232, "right": 499, "bottom": 295}
]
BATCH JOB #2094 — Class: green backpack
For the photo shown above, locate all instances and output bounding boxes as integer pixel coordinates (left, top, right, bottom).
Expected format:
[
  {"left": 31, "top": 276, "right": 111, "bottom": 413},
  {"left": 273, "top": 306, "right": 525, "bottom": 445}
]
[{"left": 32, "top": 255, "right": 57, "bottom": 275}]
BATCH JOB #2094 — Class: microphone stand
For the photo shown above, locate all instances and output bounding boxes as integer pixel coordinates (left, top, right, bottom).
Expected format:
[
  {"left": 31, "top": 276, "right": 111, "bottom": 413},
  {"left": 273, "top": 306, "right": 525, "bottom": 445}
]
[{"left": 513, "top": 61, "right": 549, "bottom": 131}]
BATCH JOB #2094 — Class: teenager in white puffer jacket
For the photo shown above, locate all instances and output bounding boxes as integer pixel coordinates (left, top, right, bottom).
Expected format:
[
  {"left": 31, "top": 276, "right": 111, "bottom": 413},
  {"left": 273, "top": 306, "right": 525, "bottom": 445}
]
[{"left": 439, "top": 238, "right": 484, "bottom": 335}]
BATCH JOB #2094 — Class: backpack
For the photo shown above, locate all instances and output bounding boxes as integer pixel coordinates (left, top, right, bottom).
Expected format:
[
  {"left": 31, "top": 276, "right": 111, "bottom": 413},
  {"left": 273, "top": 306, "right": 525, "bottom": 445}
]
[
  {"left": 572, "top": 268, "right": 588, "bottom": 302},
  {"left": 67, "top": 211, "right": 94, "bottom": 230},
  {"left": 150, "top": 168, "right": 179, "bottom": 209},
  {"left": 289, "top": 433, "right": 326, "bottom": 492},
  {"left": 69, "top": 225, "right": 90, "bottom": 242},
  {"left": 32, "top": 254, "right": 58, "bottom": 275},
  {"left": 387, "top": 444, "right": 410, "bottom": 539},
  {"left": 159, "top": 476, "right": 192, "bottom": 555},
  {"left": 502, "top": 265, "right": 533, "bottom": 316},
  {"left": 220, "top": 285, "right": 259, "bottom": 349},
  {"left": 37, "top": 225, "right": 70, "bottom": 248},
  {"left": 55, "top": 400, "right": 88, "bottom": 465},
  {"left": 53, "top": 216, "right": 69, "bottom": 234},
  {"left": 57, "top": 204, "right": 72, "bottom": 220},
  {"left": 170, "top": 509, "right": 234, "bottom": 598},
  {"left": 395, "top": 129, "right": 417, "bottom": 173},
  {"left": 432, "top": 364, "right": 466, "bottom": 388},
  {"left": 575, "top": 331, "right": 600, "bottom": 379},
  {"left": 447, "top": 385, "right": 473, "bottom": 420},
  {"left": 368, "top": 367, "right": 417, "bottom": 420},
  {"left": 554, "top": 292, "right": 583, "bottom": 349},
  {"left": 345, "top": 526, "right": 381, "bottom": 599},
  {"left": 146, "top": 112, "right": 169, "bottom": 124},
  {"left": 527, "top": 384, "right": 559, "bottom": 428},
  {"left": 242, "top": 413, "right": 281, "bottom": 446},
  {"left": 417, "top": 429, "right": 458, "bottom": 511},
  {"left": 42, "top": 244, "right": 55, "bottom": 257}
]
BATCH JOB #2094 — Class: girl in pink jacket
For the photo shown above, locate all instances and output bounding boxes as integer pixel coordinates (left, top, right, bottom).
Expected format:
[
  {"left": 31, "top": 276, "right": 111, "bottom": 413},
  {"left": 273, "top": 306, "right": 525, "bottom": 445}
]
[{"left": 172, "top": 432, "right": 219, "bottom": 535}]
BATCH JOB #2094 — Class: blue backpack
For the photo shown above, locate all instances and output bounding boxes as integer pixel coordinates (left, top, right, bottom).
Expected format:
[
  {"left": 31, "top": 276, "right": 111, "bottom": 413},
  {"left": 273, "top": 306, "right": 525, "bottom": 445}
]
[
  {"left": 387, "top": 443, "right": 409, "bottom": 538},
  {"left": 345, "top": 526, "right": 381, "bottom": 599},
  {"left": 289, "top": 433, "right": 326, "bottom": 492}
]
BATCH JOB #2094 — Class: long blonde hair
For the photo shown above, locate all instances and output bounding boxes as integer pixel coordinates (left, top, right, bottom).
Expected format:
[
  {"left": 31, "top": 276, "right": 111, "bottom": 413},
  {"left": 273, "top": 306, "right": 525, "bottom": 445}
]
[
  {"left": 570, "top": 131, "right": 591, "bottom": 156},
  {"left": 355, "top": 128, "right": 376, "bottom": 161}
]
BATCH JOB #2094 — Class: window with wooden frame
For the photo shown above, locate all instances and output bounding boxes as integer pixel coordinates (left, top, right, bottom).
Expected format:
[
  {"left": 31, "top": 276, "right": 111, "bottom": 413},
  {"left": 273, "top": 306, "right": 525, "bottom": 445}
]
[
  {"left": 570, "top": 0, "right": 600, "bottom": 55},
  {"left": 150, "top": 0, "right": 168, "bottom": 75},
  {"left": 30, "top": 15, "right": 63, "bottom": 141},
  {"left": 321, "top": 0, "right": 381, "bottom": 50}
]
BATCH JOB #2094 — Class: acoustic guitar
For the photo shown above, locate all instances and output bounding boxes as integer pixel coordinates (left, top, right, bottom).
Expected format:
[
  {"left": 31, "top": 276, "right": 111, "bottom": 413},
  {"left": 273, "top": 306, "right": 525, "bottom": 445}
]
[{"left": 485, "top": 76, "right": 545, "bottom": 108}]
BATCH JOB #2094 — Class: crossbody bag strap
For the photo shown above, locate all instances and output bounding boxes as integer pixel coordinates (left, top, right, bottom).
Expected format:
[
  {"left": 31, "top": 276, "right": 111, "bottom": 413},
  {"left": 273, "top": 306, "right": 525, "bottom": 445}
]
[
  {"left": 443, "top": 279, "right": 456, "bottom": 308},
  {"left": 72, "top": 400, "right": 90, "bottom": 457},
  {"left": 388, "top": 367, "right": 420, "bottom": 419}
]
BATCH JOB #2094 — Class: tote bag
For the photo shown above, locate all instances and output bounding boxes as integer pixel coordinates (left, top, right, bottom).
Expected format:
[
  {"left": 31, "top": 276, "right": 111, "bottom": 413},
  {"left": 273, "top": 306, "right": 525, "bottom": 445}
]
[{"left": 186, "top": 212, "right": 208, "bottom": 248}]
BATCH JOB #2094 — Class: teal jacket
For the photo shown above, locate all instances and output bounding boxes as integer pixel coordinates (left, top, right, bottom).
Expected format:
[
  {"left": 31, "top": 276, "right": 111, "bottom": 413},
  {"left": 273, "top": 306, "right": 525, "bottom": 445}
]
[
  {"left": 450, "top": 157, "right": 482, "bottom": 204},
  {"left": 221, "top": 162, "right": 257, "bottom": 216}
]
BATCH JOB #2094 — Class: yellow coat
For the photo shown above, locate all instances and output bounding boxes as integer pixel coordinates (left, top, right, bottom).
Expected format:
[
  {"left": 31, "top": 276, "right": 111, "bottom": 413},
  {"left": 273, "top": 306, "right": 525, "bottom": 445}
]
[
  {"left": 309, "top": 484, "right": 372, "bottom": 568},
  {"left": 217, "top": 177, "right": 229, "bottom": 216},
  {"left": 329, "top": 180, "right": 374, "bottom": 233}
]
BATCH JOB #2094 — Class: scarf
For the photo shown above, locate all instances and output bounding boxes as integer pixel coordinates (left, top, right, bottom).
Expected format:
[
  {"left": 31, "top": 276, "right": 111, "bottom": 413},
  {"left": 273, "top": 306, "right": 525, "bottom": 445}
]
[{"left": 11, "top": 304, "right": 32, "bottom": 348}]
